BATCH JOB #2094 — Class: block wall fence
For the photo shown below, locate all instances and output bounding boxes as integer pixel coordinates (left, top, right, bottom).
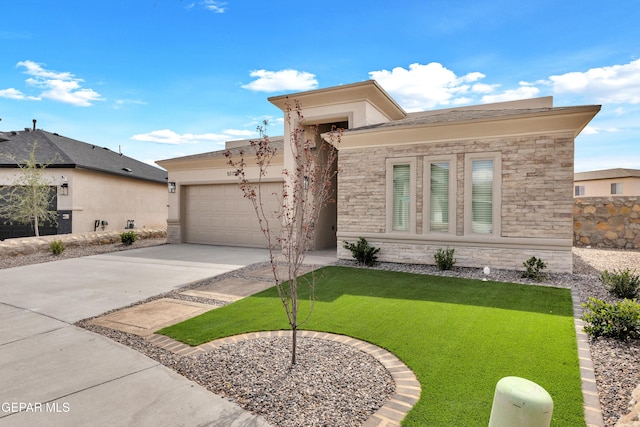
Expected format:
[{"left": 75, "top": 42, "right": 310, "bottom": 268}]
[{"left": 574, "top": 197, "right": 640, "bottom": 249}]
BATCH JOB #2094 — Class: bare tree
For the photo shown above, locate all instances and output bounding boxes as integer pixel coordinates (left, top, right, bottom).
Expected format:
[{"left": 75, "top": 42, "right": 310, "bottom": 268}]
[
  {"left": 0, "top": 142, "right": 58, "bottom": 237},
  {"left": 225, "top": 99, "right": 341, "bottom": 365}
]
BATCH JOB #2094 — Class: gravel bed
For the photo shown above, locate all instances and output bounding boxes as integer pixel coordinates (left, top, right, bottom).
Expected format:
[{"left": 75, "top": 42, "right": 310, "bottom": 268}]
[
  {"left": 178, "top": 337, "right": 395, "bottom": 427},
  {"left": 4, "top": 240, "right": 640, "bottom": 426}
]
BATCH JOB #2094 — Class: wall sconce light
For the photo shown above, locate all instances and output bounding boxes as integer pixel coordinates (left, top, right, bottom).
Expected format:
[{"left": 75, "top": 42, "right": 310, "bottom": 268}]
[
  {"left": 168, "top": 182, "right": 176, "bottom": 193},
  {"left": 59, "top": 183, "right": 69, "bottom": 196}
]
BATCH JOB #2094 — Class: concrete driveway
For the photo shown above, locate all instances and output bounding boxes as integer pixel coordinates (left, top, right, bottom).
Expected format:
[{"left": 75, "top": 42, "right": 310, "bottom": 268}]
[{"left": 0, "top": 244, "right": 273, "bottom": 427}]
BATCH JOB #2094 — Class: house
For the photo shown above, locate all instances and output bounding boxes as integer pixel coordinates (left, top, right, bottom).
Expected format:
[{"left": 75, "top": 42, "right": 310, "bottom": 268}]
[
  {"left": 0, "top": 126, "right": 168, "bottom": 239},
  {"left": 574, "top": 168, "right": 640, "bottom": 197},
  {"left": 157, "top": 80, "right": 600, "bottom": 273}
]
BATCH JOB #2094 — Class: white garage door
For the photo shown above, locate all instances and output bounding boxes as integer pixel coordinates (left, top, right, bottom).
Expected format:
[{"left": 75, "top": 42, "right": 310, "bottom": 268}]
[{"left": 183, "top": 183, "right": 282, "bottom": 247}]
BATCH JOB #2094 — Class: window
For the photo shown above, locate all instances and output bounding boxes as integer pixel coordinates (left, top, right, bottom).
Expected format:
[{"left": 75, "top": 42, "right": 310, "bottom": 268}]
[
  {"left": 430, "top": 162, "right": 449, "bottom": 231},
  {"left": 471, "top": 160, "right": 493, "bottom": 233},
  {"left": 611, "top": 183, "right": 623, "bottom": 195},
  {"left": 386, "top": 158, "right": 416, "bottom": 233},
  {"left": 424, "top": 156, "right": 456, "bottom": 234},
  {"left": 392, "top": 164, "right": 410, "bottom": 231},
  {"left": 575, "top": 185, "right": 585, "bottom": 196},
  {"left": 464, "top": 153, "right": 501, "bottom": 236}
]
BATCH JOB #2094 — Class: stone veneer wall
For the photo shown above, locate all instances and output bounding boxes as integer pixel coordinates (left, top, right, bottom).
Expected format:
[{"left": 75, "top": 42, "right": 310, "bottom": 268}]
[
  {"left": 0, "top": 228, "right": 166, "bottom": 257},
  {"left": 167, "top": 220, "right": 181, "bottom": 244},
  {"left": 337, "top": 133, "right": 576, "bottom": 273},
  {"left": 336, "top": 242, "right": 573, "bottom": 273},
  {"left": 574, "top": 197, "right": 640, "bottom": 249}
]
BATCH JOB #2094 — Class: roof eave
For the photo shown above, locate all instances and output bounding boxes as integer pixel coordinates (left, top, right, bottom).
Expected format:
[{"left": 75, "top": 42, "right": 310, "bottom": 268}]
[
  {"left": 268, "top": 80, "right": 407, "bottom": 121},
  {"left": 339, "top": 104, "right": 601, "bottom": 149}
]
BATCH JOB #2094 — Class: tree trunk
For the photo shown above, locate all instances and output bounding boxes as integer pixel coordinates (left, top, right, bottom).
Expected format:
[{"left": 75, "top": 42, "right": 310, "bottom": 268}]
[
  {"left": 291, "top": 326, "right": 297, "bottom": 365},
  {"left": 32, "top": 186, "right": 40, "bottom": 237}
]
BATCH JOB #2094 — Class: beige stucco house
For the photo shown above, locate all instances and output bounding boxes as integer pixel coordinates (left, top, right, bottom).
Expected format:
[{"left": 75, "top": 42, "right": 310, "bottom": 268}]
[
  {"left": 158, "top": 80, "right": 599, "bottom": 273},
  {"left": 574, "top": 168, "right": 640, "bottom": 197},
  {"left": 0, "top": 127, "right": 168, "bottom": 239}
]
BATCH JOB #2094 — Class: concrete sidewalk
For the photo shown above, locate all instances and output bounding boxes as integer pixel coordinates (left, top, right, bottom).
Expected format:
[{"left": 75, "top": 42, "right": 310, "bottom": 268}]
[{"left": 0, "top": 244, "right": 279, "bottom": 427}]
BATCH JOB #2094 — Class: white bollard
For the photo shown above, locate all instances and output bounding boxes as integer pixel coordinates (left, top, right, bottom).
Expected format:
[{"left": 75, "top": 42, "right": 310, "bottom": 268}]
[{"left": 488, "top": 376, "right": 553, "bottom": 427}]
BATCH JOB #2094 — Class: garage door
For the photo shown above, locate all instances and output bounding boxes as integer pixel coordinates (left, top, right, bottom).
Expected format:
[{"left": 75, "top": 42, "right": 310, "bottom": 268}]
[{"left": 183, "top": 183, "right": 282, "bottom": 247}]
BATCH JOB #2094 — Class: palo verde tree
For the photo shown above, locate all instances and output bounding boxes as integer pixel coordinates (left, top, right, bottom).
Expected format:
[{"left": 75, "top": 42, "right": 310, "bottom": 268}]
[
  {"left": 225, "top": 99, "right": 341, "bottom": 365},
  {"left": 0, "top": 142, "right": 58, "bottom": 237}
]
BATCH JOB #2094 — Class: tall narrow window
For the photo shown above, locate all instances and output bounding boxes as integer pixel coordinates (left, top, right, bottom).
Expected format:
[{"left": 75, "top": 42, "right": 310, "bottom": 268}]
[
  {"left": 472, "top": 159, "right": 493, "bottom": 233},
  {"left": 430, "top": 162, "right": 449, "bottom": 232},
  {"left": 393, "top": 164, "right": 410, "bottom": 231}
]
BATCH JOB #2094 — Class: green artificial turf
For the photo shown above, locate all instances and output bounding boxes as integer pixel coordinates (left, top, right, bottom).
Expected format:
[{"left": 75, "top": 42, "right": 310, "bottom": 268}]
[{"left": 158, "top": 266, "right": 583, "bottom": 426}]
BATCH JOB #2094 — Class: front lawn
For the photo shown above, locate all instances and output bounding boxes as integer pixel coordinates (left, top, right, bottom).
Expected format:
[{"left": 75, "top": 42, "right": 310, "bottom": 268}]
[{"left": 159, "top": 266, "right": 583, "bottom": 426}]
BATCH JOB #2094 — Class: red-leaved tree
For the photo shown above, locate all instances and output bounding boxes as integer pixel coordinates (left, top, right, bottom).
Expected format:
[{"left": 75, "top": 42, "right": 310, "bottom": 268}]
[{"left": 225, "top": 99, "right": 341, "bottom": 365}]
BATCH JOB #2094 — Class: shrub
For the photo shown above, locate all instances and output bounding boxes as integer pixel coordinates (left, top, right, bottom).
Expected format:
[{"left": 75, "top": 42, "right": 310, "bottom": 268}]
[
  {"left": 343, "top": 237, "right": 380, "bottom": 266},
  {"left": 49, "top": 240, "right": 65, "bottom": 255},
  {"left": 581, "top": 297, "right": 640, "bottom": 340},
  {"left": 600, "top": 268, "right": 640, "bottom": 299},
  {"left": 521, "top": 256, "right": 547, "bottom": 280},
  {"left": 120, "top": 231, "right": 137, "bottom": 246},
  {"left": 434, "top": 248, "right": 456, "bottom": 271}
]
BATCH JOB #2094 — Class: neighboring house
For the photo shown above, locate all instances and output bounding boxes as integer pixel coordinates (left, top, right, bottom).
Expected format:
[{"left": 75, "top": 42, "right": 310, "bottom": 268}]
[
  {"left": 0, "top": 126, "right": 168, "bottom": 239},
  {"left": 574, "top": 168, "right": 640, "bottom": 197},
  {"left": 158, "top": 80, "right": 600, "bottom": 273}
]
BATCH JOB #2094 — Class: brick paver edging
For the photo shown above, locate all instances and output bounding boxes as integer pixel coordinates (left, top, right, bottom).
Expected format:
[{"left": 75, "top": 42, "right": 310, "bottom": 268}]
[
  {"left": 572, "top": 288, "right": 605, "bottom": 427},
  {"left": 147, "top": 330, "right": 421, "bottom": 426}
]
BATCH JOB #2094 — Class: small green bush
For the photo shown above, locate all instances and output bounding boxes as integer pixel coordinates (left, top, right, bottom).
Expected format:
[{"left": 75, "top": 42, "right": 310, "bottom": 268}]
[
  {"left": 600, "top": 268, "right": 640, "bottom": 299},
  {"left": 120, "top": 231, "right": 137, "bottom": 246},
  {"left": 49, "top": 240, "right": 65, "bottom": 255},
  {"left": 343, "top": 237, "right": 380, "bottom": 266},
  {"left": 521, "top": 256, "right": 547, "bottom": 280},
  {"left": 581, "top": 297, "right": 640, "bottom": 340},
  {"left": 434, "top": 248, "right": 456, "bottom": 271}
]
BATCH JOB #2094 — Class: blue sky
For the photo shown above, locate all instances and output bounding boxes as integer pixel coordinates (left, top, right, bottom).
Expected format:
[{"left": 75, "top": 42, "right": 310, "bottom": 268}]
[{"left": 0, "top": 0, "right": 638, "bottom": 172}]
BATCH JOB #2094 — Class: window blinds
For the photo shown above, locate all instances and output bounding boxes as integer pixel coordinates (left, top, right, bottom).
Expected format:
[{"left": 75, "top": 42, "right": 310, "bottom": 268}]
[
  {"left": 393, "top": 164, "right": 410, "bottom": 231},
  {"left": 471, "top": 160, "right": 493, "bottom": 234},
  {"left": 430, "top": 162, "right": 449, "bottom": 232}
]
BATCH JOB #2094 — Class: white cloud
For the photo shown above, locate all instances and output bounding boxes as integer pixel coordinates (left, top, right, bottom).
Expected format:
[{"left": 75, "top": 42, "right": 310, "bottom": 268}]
[
  {"left": 223, "top": 129, "right": 256, "bottom": 137},
  {"left": 471, "top": 83, "right": 499, "bottom": 94},
  {"left": 0, "top": 88, "right": 39, "bottom": 101},
  {"left": 201, "top": 0, "right": 226, "bottom": 12},
  {"left": 14, "top": 60, "right": 104, "bottom": 107},
  {"left": 242, "top": 69, "right": 318, "bottom": 92},
  {"left": 548, "top": 59, "right": 640, "bottom": 104},
  {"left": 369, "top": 62, "right": 491, "bottom": 111},
  {"left": 580, "top": 125, "right": 620, "bottom": 135},
  {"left": 481, "top": 82, "right": 540, "bottom": 104},
  {"left": 114, "top": 98, "right": 147, "bottom": 109},
  {"left": 131, "top": 128, "right": 258, "bottom": 145}
]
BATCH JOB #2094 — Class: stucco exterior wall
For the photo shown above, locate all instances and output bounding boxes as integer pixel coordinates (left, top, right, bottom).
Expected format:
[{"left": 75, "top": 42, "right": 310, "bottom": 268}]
[
  {"left": 574, "top": 177, "right": 640, "bottom": 197},
  {"left": 574, "top": 196, "right": 640, "bottom": 249},
  {"left": 337, "top": 132, "right": 576, "bottom": 273},
  {"left": 66, "top": 169, "right": 167, "bottom": 233},
  {"left": 0, "top": 168, "right": 166, "bottom": 235}
]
